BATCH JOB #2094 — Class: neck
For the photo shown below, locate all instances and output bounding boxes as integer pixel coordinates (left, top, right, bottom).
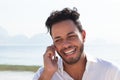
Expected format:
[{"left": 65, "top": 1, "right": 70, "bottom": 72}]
[{"left": 63, "top": 53, "right": 87, "bottom": 80}]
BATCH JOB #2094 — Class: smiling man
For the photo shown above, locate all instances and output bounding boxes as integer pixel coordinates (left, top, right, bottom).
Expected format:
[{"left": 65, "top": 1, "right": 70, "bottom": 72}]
[{"left": 33, "top": 7, "right": 120, "bottom": 80}]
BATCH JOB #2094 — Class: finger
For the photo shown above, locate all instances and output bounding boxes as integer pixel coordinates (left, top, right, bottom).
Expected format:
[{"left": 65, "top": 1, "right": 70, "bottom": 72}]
[
  {"left": 47, "top": 45, "right": 55, "bottom": 52},
  {"left": 44, "top": 46, "right": 55, "bottom": 58}
]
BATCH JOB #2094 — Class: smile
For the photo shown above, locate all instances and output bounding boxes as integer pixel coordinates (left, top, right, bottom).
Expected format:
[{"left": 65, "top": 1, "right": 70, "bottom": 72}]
[{"left": 64, "top": 48, "right": 76, "bottom": 55}]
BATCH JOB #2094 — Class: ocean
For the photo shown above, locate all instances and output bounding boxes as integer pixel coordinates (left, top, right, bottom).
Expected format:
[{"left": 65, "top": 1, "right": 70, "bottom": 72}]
[
  {"left": 0, "top": 45, "right": 120, "bottom": 66},
  {"left": 0, "top": 71, "right": 34, "bottom": 80},
  {"left": 0, "top": 45, "right": 45, "bottom": 65}
]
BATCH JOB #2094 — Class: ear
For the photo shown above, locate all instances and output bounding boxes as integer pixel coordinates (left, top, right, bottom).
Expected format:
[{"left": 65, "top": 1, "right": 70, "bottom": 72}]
[{"left": 81, "top": 30, "right": 86, "bottom": 42}]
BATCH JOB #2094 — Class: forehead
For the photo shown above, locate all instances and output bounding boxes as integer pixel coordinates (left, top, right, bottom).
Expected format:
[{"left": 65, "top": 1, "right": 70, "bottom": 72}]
[{"left": 51, "top": 20, "right": 79, "bottom": 38}]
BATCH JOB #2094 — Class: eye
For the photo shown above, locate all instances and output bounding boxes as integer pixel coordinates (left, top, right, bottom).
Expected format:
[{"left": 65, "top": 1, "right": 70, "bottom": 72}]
[
  {"left": 68, "top": 35, "right": 77, "bottom": 40},
  {"left": 54, "top": 39, "right": 63, "bottom": 44}
]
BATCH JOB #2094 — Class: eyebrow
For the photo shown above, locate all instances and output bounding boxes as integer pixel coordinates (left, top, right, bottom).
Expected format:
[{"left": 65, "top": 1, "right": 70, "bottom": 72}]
[
  {"left": 67, "top": 31, "right": 75, "bottom": 36},
  {"left": 54, "top": 36, "right": 61, "bottom": 40}
]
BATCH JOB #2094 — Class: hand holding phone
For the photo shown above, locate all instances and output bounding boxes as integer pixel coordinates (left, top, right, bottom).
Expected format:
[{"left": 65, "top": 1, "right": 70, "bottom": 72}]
[{"left": 43, "top": 45, "right": 58, "bottom": 75}]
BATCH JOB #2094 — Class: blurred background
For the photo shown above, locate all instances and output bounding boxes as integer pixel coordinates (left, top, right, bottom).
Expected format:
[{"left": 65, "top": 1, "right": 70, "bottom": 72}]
[{"left": 0, "top": 0, "right": 120, "bottom": 80}]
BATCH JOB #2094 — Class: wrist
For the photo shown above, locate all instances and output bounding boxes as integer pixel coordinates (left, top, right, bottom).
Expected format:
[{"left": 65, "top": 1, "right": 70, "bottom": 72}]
[
  {"left": 39, "top": 69, "right": 55, "bottom": 80},
  {"left": 44, "top": 69, "right": 56, "bottom": 76}
]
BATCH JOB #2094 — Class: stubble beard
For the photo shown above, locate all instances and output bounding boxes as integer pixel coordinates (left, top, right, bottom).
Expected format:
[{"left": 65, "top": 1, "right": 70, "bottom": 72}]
[{"left": 58, "top": 44, "right": 84, "bottom": 65}]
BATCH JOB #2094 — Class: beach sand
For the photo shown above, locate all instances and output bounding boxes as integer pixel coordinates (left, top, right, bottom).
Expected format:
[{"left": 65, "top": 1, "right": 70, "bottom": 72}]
[{"left": 0, "top": 71, "right": 35, "bottom": 80}]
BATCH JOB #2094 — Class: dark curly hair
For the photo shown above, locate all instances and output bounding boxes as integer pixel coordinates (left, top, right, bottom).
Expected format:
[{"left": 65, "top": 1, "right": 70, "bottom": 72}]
[{"left": 45, "top": 7, "right": 83, "bottom": 35}]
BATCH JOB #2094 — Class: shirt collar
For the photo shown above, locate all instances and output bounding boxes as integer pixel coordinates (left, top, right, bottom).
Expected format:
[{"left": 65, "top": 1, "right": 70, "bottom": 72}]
[
  {"left": 57, "top": 58, "right": 64, "bottom": 74},
  {"left": 57, "top": 54, "right": 97, "bottom": 73},
  {"left": 85, "top": 54, "right": 97, "bottom": 71}
]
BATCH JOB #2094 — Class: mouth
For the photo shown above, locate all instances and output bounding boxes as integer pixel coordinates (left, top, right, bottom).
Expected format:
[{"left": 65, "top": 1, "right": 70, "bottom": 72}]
[{"left": 64, "top": 47, "right": 76, "bottom": 55}]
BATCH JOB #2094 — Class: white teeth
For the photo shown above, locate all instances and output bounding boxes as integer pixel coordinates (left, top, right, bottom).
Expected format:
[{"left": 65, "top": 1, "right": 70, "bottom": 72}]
[{"left": 64, "top": 49, "right": 75, "bottom": 54}]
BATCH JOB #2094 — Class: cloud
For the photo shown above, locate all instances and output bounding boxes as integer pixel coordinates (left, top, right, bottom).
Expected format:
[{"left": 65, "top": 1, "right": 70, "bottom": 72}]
[
  {"left": 29, "top": 33, "right": 52, "bottom": 45},
  {"left": 0, "top": 26, "right": 52, "bottom": 46},
  {"left": 0, "top": 26, "right": 9, "bottom": 44},
  {"left": 0, "top": 26, "right": 8, "bottom": 37}
]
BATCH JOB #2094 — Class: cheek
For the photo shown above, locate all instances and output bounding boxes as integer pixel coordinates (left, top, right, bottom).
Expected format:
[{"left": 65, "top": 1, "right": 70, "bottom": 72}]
[
  {"left": 54, "top": 45, "right": 60, "bottom": 52},
  {"left": 55, "top": 45, "right": 63, "bottom": 55},
  {"left": 72, "top": 39, "right": 82, "bottom": 46},
  {"left": 55, "top": 47, "right": 62, "bottom": 56},
  {"left": 77, "top": 36, "right": 84, "bottom": 43}
]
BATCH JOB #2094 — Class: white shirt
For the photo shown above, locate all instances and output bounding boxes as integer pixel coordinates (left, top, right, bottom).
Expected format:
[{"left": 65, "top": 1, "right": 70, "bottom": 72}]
[{"left": 33, "top": 55, "right": 120, "bottom": 80}]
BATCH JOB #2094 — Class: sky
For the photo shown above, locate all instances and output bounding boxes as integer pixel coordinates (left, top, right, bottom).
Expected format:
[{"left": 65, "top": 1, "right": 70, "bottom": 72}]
[{"left": 0, "top": 0, "right": 120, "bottom": 45}]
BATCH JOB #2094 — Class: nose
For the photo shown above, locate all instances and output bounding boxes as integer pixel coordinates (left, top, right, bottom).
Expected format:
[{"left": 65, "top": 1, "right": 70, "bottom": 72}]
[{"left": 62, "top": 40, "right": 71, "bottom": 48}]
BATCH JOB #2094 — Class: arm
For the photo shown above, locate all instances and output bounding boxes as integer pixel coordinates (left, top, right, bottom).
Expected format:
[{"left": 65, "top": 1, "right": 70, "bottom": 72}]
[{"left": 38, "top": 70, "right": 54, "bottom": 80}]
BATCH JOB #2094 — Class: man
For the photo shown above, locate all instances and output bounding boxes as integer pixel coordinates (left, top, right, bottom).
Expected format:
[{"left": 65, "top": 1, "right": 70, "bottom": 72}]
[{"left": 33, "top": 7, "right": 120, "bottom": 80}]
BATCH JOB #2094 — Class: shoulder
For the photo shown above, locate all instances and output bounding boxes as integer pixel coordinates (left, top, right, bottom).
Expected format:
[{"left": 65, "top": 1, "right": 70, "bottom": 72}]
[
  {"left": 98, "top": 58, "right": 120, "bottom": 79},
  {"left": 32, "top": 66, "right": 44, "bottom": 80},
  {"left": 87, "top": 55, "right": 120, "bottom": 72},
  {"left": 87, "top": 55, "right": 114, "bottom": 68},
  {"left": 95, "top": 58, "right": 120, "bottom": 69},
  {"left": 95, "top": 58, "right": 120, "bottom": 76}
]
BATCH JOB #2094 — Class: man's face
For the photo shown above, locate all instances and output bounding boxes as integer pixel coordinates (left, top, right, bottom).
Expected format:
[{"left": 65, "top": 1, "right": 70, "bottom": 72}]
[{"left": 51, "top": 20, "right": 86, "bottom": 65}]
